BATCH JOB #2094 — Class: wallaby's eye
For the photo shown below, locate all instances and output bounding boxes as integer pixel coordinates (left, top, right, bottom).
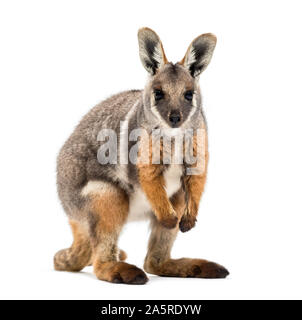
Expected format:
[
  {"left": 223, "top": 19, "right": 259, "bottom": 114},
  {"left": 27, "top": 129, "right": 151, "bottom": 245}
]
[
  {"left": 154, "top": 89, "right": 164, "bottom": 101},
  {"left": 184, "top": 90, "right": 193, "bottom": 101}
]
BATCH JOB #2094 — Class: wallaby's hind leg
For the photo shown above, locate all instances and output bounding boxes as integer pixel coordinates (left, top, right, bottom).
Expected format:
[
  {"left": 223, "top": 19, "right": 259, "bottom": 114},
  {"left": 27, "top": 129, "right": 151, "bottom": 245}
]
[
  {"left": 54, "top": 220, "right": 92, "bottom": 272},
  {"left": 144, "top": 190, "right": 229, "bottom": 278},
  {"left": 88, "top": 185, "right": 148, "bottom": 284}
]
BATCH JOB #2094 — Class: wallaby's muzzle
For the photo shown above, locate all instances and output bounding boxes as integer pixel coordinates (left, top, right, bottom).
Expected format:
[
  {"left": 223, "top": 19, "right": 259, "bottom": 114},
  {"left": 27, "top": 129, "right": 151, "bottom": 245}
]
[{"left": 169, "top": 112, "right": 181, "bottom": 127}]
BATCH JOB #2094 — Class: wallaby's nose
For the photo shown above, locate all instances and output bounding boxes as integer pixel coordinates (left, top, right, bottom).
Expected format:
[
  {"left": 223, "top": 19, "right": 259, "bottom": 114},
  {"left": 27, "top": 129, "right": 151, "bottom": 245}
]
[{"left": 169, "top": 113, "right": 181, "bottom": 126}]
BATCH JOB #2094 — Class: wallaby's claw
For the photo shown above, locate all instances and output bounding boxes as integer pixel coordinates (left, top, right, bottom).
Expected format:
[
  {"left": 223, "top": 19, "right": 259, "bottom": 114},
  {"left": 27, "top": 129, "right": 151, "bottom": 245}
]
[{"left": 179, "top": 215, "right": 196, "bottom": 232}]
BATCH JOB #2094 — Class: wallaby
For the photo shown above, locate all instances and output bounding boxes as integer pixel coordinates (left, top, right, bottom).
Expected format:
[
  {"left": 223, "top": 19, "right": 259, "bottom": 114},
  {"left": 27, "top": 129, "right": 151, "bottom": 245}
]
[{"left": 54, "top": 27, "right": 229, "bottom": 284}]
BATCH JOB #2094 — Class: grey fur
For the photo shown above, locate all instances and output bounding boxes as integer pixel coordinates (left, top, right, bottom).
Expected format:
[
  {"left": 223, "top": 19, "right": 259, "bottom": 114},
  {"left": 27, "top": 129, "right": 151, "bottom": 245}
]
[{"left": 56, "top": 29, "right": 215, "bottom": 222}]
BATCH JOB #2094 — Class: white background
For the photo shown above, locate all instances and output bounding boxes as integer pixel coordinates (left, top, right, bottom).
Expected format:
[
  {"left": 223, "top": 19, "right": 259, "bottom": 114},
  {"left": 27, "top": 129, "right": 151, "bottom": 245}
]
[{"left": 0, "top": 0, "right": 302, "bottom": 300}]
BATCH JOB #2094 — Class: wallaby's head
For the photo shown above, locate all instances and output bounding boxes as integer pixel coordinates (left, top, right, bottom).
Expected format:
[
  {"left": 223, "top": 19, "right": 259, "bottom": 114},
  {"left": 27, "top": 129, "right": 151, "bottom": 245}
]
[{"left": 138, "top": 27, "right": 216, "bottom": 129}]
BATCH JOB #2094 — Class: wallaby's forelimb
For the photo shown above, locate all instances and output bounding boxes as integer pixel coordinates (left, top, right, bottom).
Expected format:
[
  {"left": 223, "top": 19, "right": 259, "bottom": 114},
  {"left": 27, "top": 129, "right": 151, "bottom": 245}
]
[
  {"left": 138, "top": 163, "right": 178, "bottom": 229},
  {"left": 180, "top": 133, "right": 209, "bottom": 232}
]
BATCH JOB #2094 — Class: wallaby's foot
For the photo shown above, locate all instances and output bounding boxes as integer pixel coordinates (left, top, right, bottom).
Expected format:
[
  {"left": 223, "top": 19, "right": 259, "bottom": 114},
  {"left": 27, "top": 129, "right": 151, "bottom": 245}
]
[
  {"left": 54, "top": 220, "right": 92, "bottom": 272},
  {"left": 54, "top": 246, "right": 91, "bottom": 272},
  {"left": 145, "top": 258, "right": 229, "bottom": 279},
  {"left": 94, "top": 261, "right": 148, "bottom": 284}
]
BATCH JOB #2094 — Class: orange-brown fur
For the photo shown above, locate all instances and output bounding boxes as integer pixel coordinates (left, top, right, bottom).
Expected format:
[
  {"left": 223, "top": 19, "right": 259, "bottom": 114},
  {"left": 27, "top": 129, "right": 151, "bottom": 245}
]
[
  {"left": 137, "top": 135, "right": 182, "bottom": 229},
  {"left": 89, "top": 188, "right": 129, "bottom": 237},
  {"left": 54, "top": 220, "right": 92, "bottom": 272},
  {"left": 87, "top": 189, "right": 148, "bottom": 283},
  {"left": 54, "top": 190, "right": 148, "bottom": 284},
  {"left": 138, "top": 165, "right": 179, "bottom": 228},
  {"left": 180, "top": 132, "right": 209, "bottom": 231}
]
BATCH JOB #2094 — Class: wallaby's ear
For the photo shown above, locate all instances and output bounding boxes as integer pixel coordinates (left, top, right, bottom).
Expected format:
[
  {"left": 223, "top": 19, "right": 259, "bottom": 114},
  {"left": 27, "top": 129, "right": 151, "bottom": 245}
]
[
  {"left": 138, "top": 27, "right": 168, "bottom": 75},
  {"left": 180, "top": 33, "right": 217, "bottom": 78}
]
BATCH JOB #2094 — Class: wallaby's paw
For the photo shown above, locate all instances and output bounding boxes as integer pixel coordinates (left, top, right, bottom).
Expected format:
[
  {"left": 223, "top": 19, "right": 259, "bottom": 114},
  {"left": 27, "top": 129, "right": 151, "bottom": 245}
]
[
  {"left": 191, "top": 260, "right": 229, "bottom": 278},
  {"left": 179, "top": 215, "right": 196, "bottom": 232},
  {"left": 94, "top": 261, "right": 149, "bottom": 285},
  {"left": 110, "top": 263, "right": 148, "bottom": 285},
  {"left": 146, "top": 258, "right": 229, "bottom": 279},
  {"left": 54, "top": 247, "right": 91, "bottom": 272},
  {"left": 159, "top": 214, "right": 178, "bottom": 229}
]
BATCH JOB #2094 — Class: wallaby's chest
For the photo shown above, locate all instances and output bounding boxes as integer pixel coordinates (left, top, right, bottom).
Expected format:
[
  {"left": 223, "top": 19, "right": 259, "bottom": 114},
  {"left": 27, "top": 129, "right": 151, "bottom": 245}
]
[{"left": 127, "top": 164, "right": 183, "bottom": 222}]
